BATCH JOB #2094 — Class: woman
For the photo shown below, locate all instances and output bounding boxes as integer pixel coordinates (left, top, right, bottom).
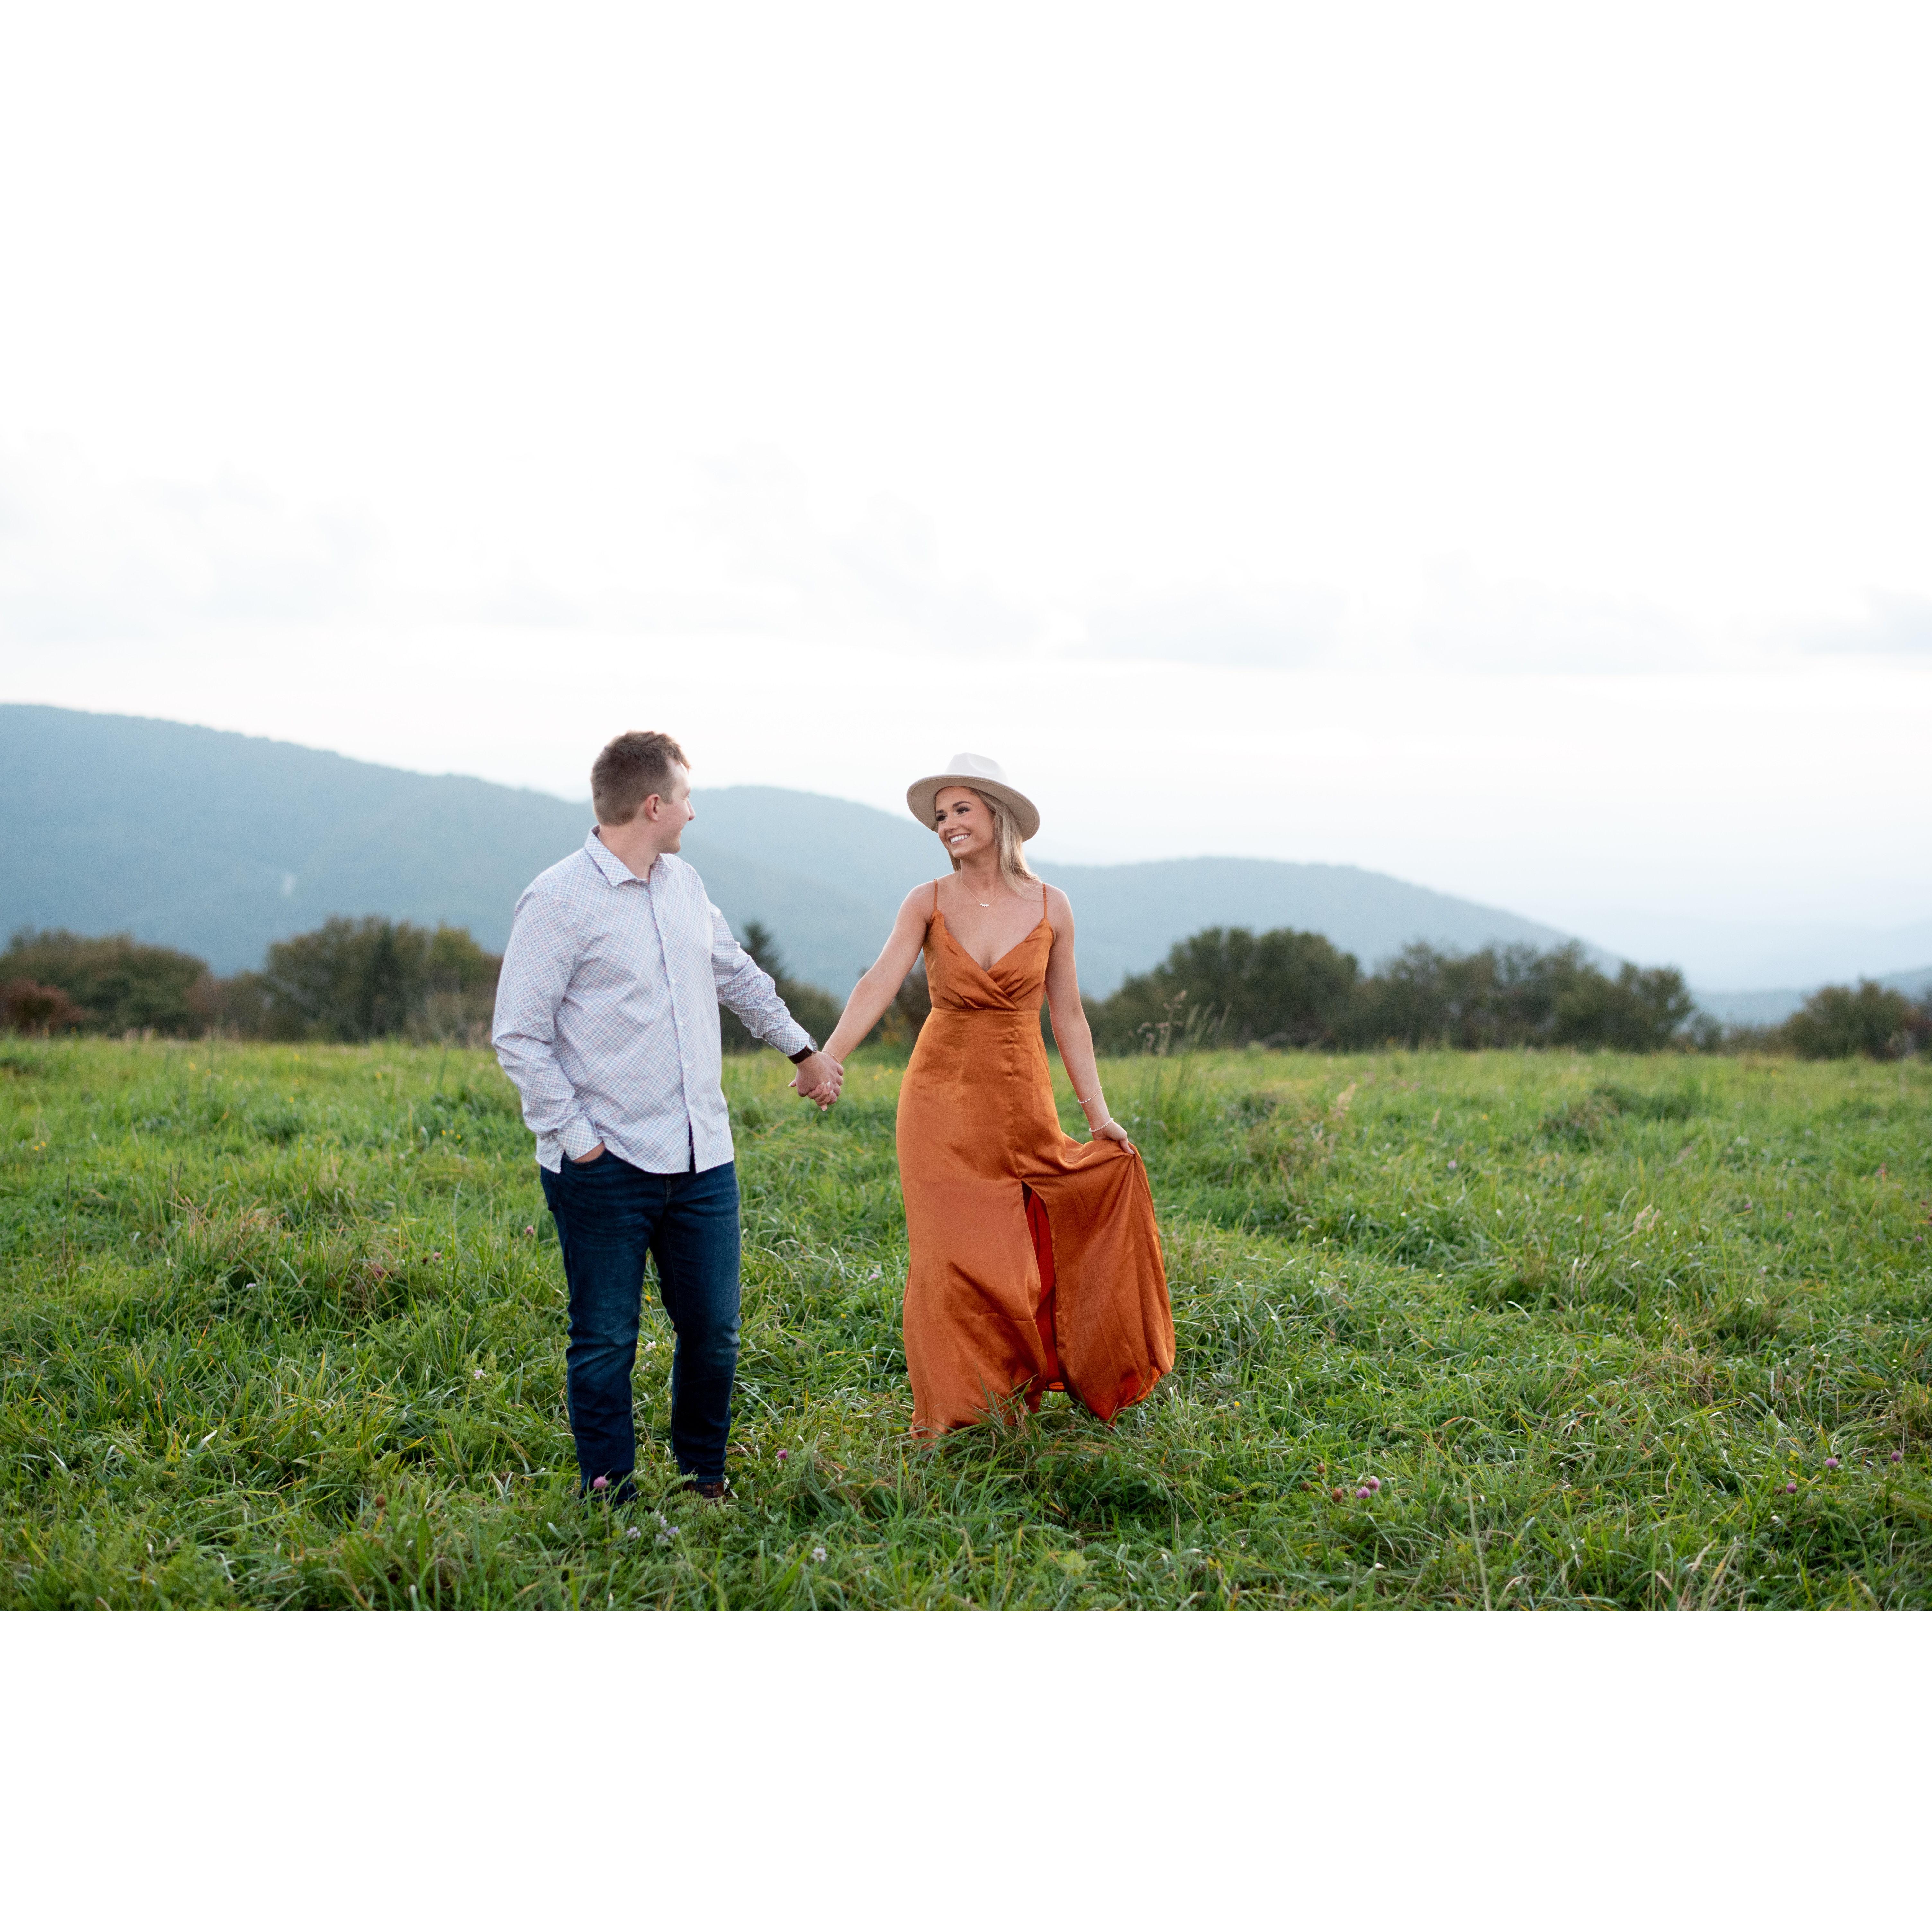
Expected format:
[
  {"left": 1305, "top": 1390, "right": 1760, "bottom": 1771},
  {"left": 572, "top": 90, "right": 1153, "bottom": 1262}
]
[{"left": 820, "top": 753, "right": 1174, "bottom": 1435}]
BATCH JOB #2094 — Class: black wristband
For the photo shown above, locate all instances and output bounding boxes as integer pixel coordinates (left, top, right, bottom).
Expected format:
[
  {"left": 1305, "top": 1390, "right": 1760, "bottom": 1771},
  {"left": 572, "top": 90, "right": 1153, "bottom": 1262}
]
[{"left": 787, "top": 1042, "right": 818, "bottom": 1064}]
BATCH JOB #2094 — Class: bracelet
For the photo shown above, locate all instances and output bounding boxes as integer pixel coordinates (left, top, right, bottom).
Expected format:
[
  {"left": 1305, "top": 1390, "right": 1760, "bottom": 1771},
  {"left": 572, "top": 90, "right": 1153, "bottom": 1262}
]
[{"left": 1075, "top": 1091, "right": 1103, "bottom": 1109}]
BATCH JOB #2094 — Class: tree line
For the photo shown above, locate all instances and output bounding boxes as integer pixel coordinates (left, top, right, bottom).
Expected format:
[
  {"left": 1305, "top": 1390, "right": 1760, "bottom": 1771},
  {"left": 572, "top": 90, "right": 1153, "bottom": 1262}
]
[
  {"left": 0, "top": 920, "right": 499, "bottom": 1044},
  {"left": 1078, "top": 926, "right": 1929, "bottom": 1060},
  {"left": 3, "top": 918, "right": 1926, "bottom": 1060}
]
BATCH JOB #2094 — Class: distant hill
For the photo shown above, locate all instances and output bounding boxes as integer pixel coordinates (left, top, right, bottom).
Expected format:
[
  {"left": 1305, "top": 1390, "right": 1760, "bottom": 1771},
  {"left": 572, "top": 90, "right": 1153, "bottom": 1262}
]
[
  {"left": 1696, "top": 964, "right": 1932, "bottom": 1028},
  {"left": 635, "top": 784, "right": 1589, "bottom": 994},
  {"left": 5, "top": 704, "right": 1592, "bottom": 993}
]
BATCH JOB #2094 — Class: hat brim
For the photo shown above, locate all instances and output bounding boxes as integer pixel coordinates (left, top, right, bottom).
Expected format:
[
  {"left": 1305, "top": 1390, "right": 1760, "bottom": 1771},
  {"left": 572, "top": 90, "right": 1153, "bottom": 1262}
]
[{"left": 906, "top": 774, "right": 1041, "bottom": 843}]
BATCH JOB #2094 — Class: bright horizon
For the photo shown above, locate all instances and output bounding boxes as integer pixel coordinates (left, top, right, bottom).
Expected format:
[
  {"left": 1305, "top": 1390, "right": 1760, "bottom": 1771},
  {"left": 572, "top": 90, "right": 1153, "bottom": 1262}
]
[{"left": 3, "top": 4, "right": 1929, "bottom": 988}]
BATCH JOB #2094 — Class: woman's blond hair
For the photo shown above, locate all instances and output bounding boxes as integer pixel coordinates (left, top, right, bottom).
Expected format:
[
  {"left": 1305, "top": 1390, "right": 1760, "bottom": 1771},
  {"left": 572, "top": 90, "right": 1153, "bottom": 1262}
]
[{"left": 948, "top": 788, "right": 1040, "bottom": 895}]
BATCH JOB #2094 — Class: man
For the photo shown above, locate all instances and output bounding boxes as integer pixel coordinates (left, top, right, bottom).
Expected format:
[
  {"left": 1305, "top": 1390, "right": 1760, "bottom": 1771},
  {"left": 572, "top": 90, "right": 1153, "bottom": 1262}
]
[{"left": 492, "top": 730, "right": 840, "bottom": 1503}]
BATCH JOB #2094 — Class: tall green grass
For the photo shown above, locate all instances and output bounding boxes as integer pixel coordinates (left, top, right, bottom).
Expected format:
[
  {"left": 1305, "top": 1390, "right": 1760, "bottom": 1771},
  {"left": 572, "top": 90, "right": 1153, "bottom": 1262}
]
[{"left": 1, "top": 1037, "right": 1927, "bottom": 1608}]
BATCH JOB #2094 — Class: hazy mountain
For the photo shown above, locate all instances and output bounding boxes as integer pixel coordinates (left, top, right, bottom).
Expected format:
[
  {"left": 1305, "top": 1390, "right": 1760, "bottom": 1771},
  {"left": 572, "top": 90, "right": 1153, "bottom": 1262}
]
[
  {"left": 1696, "top": 964, "right": 1932, "bottom": 1028},
  {"left": 654, "top": 784, "right": 1589, "bottom": 994},
  {"left": 0, "top": 706, "right": 883, "bottom": 980},
  {"left": 1576, "top": 909, "right": 1932, "bottom": 992},
  {"left": 2, "top": 708, "right": 1604, "bottom": 993}
]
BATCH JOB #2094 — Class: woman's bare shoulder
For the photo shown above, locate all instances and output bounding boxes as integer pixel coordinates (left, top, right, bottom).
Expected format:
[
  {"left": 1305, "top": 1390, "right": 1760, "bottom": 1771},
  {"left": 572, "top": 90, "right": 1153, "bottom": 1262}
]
[
  {"left": 1041, "top": 881, "right": 1074, "bottom": 920},
  {"left": 898, "top": 881, "right": 945, "bottom": 921}
]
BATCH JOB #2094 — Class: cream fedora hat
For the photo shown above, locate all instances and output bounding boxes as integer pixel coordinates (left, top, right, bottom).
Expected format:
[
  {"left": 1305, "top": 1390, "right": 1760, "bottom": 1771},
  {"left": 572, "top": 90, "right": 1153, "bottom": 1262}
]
[{"left": 906, "top": 752, "right": 1040, "bottom": 842}]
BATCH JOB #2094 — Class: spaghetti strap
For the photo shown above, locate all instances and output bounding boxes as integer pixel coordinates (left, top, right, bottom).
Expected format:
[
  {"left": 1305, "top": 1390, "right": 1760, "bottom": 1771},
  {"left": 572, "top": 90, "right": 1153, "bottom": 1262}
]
[{"left": 931, "top": 878, "right": 940, "bottom": 918}]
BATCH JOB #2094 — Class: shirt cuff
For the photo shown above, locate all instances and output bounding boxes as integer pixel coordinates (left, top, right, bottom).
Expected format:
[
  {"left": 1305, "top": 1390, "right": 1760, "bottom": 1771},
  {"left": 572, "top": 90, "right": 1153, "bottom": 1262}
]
[
  {"left": 771, "top": 1016, "right": 813, "bottom": 1059},
  {"left": 559, "top": 1116, "right": 603, "bottom": 1159}
]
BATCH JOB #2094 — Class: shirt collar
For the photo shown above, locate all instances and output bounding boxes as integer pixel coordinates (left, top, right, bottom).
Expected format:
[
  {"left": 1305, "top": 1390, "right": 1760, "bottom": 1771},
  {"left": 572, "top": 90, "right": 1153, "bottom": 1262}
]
[{"left": 584, "top": 827, "right": 651, "bottom": 886}]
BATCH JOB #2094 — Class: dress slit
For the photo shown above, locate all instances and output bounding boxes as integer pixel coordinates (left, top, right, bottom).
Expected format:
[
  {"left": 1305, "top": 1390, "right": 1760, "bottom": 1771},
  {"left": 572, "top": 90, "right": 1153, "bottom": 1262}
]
[{"left": 1023, "top": 1187, "right": 1065, "bottom": 1396}]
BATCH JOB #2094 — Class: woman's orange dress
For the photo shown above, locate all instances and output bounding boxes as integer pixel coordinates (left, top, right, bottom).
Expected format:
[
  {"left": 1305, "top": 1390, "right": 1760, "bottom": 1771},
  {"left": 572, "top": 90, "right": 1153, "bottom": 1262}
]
[{"left": 896, "top": 901, "right": 1175, "bottom": 1435}]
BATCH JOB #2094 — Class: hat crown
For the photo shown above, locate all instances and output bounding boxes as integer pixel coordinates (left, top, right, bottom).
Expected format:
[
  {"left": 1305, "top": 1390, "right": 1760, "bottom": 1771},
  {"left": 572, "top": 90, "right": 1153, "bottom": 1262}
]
[
  {"left": 906, "top": 752, "right": 1039, "bottom": 840},
  {"left": 942, "top": 751, "right": 1007, "bottom": 785}
]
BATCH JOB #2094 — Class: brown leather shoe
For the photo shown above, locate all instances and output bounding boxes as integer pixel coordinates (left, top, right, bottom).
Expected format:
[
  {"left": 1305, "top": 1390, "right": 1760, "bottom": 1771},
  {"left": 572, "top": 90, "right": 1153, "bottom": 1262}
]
[{"left": 675, "top": 1476, "right": 732, "bottom": 1502}]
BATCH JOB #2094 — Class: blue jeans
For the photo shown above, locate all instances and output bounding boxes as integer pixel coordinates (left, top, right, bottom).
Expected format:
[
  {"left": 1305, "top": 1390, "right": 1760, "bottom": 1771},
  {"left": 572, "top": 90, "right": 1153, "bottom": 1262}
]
[{"left": 539, "top": 1151, "right": 741, "bottom": 1491}]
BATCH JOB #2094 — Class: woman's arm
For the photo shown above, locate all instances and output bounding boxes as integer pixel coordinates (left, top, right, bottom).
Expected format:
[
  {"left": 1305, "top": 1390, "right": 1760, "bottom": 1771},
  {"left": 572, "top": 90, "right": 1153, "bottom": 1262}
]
[
  {"left": 822, "top": 887, "right": 935, "bottom": 1064},
  {"left": 1041, "top": 886, "right": 1134, "bottom": 1150}
]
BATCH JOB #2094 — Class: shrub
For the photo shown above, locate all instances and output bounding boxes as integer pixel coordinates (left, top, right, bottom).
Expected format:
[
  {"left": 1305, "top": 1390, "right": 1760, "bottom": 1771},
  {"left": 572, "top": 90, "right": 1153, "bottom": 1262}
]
[{"left": 0, "top": 978, "right": 87, "bottom": 1035}]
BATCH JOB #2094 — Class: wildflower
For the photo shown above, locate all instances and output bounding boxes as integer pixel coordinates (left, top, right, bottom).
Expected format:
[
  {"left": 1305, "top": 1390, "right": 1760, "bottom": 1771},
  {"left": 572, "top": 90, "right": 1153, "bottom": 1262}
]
[
  {"left": 1355, "top": 1485, "right": 1370, "bottom": 1498},
  {"left": 430, "top": 1251, "right": 442, "bottom": 1260},
  {"left": 1824, "top": 1457, "right": 1839, "bottom": 1470},
  {"left": 524, "top": 1225, "right": 535, "bottom": 1236},
  {"left": 776, "top": 1449, "right": 789, "bottom": 1462},
  {"left": 1447, "top": 1160, "right": 1458, "bottom": 1172},
  {"left": 811, "top": 1546, "right": 827, "bottom": 1563},
  {"left": 472, "top": 1368, "right": 485, "bottom": 1380},
  {"left": 1367, "top": 1476, "right": 1383, "bottom": 1491},
  {"left": 626, "top": 1525, "right": 640, "bottom": 1540},
  {"left": 1893, "top": 1450, "right": 1904, "bottom": 1464},
  {"left": 591, "top": 1475, "right": 609, "bottom": 1490},
  {"left": 1785, "top": 1480, "right": 1797, "bottom": 1493},
  {"left": 1330, "top": 1487, "right": 1345, "bottom": 1502}
]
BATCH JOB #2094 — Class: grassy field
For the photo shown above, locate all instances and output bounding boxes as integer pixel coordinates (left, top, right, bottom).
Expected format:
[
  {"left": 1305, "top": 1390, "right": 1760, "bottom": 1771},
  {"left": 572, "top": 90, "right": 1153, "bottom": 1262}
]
[{"left": 1, "top": 1036, "right": 1928, "bottom": 1609}]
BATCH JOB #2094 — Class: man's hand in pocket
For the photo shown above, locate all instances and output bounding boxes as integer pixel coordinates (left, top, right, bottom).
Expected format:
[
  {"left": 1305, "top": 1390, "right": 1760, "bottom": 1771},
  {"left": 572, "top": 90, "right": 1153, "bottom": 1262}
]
[{"left": 570, "top": 1142, "right": 606, "bottom": 1164}]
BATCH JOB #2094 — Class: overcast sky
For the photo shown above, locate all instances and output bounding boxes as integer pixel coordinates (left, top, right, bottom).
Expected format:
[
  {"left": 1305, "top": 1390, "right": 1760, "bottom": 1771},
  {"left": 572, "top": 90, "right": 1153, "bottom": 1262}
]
[{"left": 2, "top": 3, "right": 1928, "bottom": 983}]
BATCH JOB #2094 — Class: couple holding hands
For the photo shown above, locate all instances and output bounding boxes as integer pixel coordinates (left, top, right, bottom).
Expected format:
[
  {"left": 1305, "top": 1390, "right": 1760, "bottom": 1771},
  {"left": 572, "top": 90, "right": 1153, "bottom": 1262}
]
[{"left": 493, "top": 731, "right": 1173, "bottom": 1501}]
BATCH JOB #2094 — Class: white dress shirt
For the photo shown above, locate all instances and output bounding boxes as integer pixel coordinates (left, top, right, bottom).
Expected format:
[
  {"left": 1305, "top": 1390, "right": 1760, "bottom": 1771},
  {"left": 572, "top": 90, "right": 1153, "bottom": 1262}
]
[{"left": 492, "top": 830, "right": 813, "bottom": 1174}]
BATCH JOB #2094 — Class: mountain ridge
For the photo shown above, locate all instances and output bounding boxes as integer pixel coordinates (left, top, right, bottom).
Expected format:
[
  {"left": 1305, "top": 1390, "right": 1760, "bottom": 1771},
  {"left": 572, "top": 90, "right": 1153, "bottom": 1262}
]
[{"left": 8, "top": 704, "right": 1900, "bottom": 1011}]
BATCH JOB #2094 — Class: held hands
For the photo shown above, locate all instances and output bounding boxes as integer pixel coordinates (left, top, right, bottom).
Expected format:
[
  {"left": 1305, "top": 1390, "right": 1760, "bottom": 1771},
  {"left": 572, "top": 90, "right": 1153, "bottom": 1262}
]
[
  {"left": 789, "top": 1050, "right": 843, "bottom": 1110},
  {"left": 1092, "top": 1117, "right": 1136, "bottom": 1153}
]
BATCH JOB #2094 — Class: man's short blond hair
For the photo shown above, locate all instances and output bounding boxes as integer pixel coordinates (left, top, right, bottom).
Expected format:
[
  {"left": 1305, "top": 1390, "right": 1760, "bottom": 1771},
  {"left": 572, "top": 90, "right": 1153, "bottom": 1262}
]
[{"left": 591, "top": 730, "right": 689, "bottom": 825}]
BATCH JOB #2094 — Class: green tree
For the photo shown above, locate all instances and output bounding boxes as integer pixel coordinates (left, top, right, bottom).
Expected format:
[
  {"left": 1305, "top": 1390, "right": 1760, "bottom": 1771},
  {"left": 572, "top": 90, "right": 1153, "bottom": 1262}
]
[
  {"left": 1092, "top": 926, "right": 1359, "bottom": 1051},
  {"left": 1782, "top": 981, "right": 1918, "bottom": 1060},
  {"left": 1347, "top": 941, "right": 1700, "bottom": 1051},
  {"left": 0, "top": 928, "right": 211, "bottom": 1034},
  {"left": 1554, "top": 960, "right": 1697, "bottom": 1051},
  {"left": 722, "top": 922, "right": 843, "bottom": 1053},
  {"left": 255, "top": 918, "right": 499, "bottom": 1041}
]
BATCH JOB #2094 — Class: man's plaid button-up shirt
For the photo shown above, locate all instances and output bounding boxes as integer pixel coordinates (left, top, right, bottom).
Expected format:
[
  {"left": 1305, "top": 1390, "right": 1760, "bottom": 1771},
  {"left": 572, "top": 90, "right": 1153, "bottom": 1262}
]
[{"left": 492, "top": 830, "right": 813, "bottom": 1174}]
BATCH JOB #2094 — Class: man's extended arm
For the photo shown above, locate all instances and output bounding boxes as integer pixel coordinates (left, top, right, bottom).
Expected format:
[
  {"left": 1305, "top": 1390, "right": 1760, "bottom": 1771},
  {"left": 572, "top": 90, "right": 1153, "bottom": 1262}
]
[
  {"left": 492, "top": 885, "right": 603, "bottom": 1158},
  {"left": 709, "top": 906, "right": 839, "bottom": 1102}
]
